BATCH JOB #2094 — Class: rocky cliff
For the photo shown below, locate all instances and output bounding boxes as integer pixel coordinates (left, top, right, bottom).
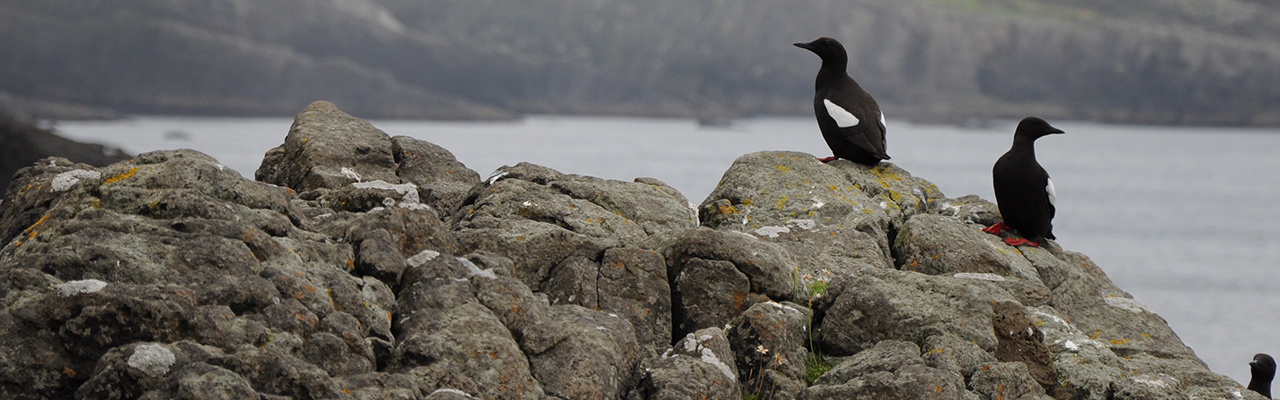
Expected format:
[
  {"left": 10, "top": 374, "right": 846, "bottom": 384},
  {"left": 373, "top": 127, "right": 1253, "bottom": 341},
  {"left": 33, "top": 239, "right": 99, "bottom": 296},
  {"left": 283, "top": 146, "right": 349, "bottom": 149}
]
[{"left": 0, "top": 102, "right": 1260, "bottom": 399}]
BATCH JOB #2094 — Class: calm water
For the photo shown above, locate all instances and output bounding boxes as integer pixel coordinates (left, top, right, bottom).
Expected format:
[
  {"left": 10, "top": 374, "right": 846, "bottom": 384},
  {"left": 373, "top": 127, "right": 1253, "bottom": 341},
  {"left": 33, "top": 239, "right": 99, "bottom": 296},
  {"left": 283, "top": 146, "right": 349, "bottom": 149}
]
[{"left": 54, "top": 115, "right": 1280, "bottom": 385}]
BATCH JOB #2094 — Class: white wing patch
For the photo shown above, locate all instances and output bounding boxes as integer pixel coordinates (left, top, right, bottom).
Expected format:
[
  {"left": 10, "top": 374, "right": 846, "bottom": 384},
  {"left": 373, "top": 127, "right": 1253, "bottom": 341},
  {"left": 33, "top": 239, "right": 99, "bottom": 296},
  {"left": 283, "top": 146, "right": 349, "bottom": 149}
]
[
  {"left": 879, "top": 111, "right": 887, "bottom": 126},
  {"left": 1046, "top": 178, "right": 1057, "bottom": 207},
  {"left": 823, "top": 99, "right": 859, "bottom": 128}
]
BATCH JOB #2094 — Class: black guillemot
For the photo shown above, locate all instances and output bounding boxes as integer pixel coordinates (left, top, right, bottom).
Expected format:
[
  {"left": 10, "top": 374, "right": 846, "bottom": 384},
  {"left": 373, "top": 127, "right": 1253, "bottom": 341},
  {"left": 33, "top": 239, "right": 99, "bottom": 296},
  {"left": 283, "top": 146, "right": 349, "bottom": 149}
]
[
  {"left": 985, "top": 116, "right": 1063, "bottom": 247},
  {"left": 795, "top": 37, "right": 889, "bottom": 165}
]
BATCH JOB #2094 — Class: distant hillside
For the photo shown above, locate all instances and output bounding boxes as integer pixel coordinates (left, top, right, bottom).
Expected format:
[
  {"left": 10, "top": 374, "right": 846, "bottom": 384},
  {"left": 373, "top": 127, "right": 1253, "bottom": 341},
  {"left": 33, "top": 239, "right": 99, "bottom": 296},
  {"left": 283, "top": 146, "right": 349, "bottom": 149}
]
[{"left": 1, "top": 0, "right": 1278, "bottom": 125}]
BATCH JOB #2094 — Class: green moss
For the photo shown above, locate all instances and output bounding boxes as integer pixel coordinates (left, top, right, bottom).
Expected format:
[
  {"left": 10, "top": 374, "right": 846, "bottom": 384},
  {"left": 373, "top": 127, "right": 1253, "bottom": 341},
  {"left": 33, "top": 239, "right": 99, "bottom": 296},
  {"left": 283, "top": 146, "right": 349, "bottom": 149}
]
[
  {"left": 807, "top": 280, "right": 829, "bottom": 298},
  {"left": 804, "top": 352, "right": 834, "bottom": 385}
]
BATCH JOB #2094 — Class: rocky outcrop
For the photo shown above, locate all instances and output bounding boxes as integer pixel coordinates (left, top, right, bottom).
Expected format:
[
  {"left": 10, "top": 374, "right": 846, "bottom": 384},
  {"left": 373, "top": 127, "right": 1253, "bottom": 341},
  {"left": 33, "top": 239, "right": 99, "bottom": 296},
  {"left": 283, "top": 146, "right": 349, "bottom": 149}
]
[{"left": 0, "top": 102, "right": 1262, "bottom": 399}]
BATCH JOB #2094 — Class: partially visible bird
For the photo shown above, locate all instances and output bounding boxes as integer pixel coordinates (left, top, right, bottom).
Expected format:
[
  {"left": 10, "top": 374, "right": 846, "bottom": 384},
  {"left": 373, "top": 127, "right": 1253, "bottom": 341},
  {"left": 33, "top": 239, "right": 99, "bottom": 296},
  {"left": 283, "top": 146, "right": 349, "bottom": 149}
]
[
  {"left": 984, "top": 116, "right": 1063, "bottom": 247},
  {"left": 1250, "top": 353, "right": 1275, "bottom": 399},
  {"left": 794, "top": 37, "right": 889, "bottom": 165}
]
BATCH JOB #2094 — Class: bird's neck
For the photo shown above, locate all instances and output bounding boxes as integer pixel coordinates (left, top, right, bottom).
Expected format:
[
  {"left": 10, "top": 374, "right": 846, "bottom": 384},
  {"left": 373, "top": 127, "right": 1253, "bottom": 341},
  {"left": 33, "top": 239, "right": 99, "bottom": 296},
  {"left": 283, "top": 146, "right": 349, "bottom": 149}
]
[
  {"left": 815, "top": 59, "right": 850, "bottom": 87},
  {"left": 1011, "top": 137, "right": 1039, "bottom": 153}
]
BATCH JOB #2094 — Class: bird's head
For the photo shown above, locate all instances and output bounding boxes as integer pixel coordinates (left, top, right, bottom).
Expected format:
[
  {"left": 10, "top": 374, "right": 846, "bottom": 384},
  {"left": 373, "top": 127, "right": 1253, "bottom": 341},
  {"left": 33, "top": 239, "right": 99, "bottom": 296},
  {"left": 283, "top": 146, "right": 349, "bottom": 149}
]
[
  {"left": 794, "top": 37, "right": 848, "bottom": 63},
  {"left": 1014, "top": 116, "right": 1065, "bottom": 141},
  {"left": 1252, "top": 353, "right": 1277, "bottom": 379}
]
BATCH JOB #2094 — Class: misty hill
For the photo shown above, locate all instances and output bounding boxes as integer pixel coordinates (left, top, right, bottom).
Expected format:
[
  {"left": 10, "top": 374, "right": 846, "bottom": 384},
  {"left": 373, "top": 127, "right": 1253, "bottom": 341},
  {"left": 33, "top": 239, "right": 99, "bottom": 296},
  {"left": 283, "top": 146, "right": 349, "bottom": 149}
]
[{"left": 1, "top": 0, "right": 1278, "bottom": 125}]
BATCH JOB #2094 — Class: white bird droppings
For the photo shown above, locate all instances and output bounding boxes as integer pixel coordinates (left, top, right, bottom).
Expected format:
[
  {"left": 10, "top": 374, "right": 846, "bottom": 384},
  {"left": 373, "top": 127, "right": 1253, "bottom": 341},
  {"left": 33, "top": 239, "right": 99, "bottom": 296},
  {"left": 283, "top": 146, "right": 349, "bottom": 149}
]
[
  {"left": 753, "top": 226, "right": 790, "bottom": 238},
  {"left": 953, "top": 273, "right": 1006, "bottom": 282},
  {"left": 429, "top": 388, "right": 474, "bottom": 398},
  {"left": 51, "top": 170, "right": 101, "bottom": 192},
  {"left": 341, "top": 167, "right": 362, "bottom": 182},
  {"left": 128, "top": 344, "right": 175, "bottom": 377},
  {"left": 58, "top": 279, "right": 108, "bottom": 297},
  {"left": 486, "top": 170, "right": 509, "bottom": 185},
  {"left": 1104, "top": 296, "right": 1154, "bottom": 314},
  {"left": 459, "top": 257, "right": 497, "bottom": 280},
  {"left": 788, "top": 219, "right": 816, "bottom": 230},
  {"left": 406, "top": 250, "right": 441, "bottom": 268}
]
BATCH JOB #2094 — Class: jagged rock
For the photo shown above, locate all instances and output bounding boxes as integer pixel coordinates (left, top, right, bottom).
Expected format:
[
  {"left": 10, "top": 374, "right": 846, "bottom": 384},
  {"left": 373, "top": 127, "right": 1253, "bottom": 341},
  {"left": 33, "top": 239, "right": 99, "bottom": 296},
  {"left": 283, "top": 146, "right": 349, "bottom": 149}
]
[
  {"left": 453, "top": 161, "right": 695, "bottom": 289},
  {"left": 543, "top": 247, "right": 672, "bottom": 356},
  {"left": 969, "top": 362, "right": 1051, "bottom": 400},
  {"left": 390, "top": 135, "right": 482, "bottom": 214},
  {"left": 921, "top": 333, "right": 999, "bottom": 383},
  {"left": 829, "top": 160, "right": 945, "bottom": 229},
  {"left": 814, "top": 269, "right": 1010, "bottom": 357},
  {"left": 699, "top": 151, "right": 894, "bottom": 273},
  {"left": 991, "top": 301, "right": 1057, "bottom": 392},
  {"left": 389, "top": 253, "right": 543, "bottom": 400},
  {"left": 730, "top": 301, "right": 811, "bottom": 400},
  {"left": 894, "top": 213, "right": 1052, "bottom": 307},
  {"left": 658, "top": 227, "right": 789, "bottom": 337},
  {"left": 802, "top": 340, "right": 969, "bottom": 399},
  {"left": 644, "top": 327, "right": 740, "bottom": 400},
  {"left": 255, "top": 101, "right": 399, "bottom": 192}
]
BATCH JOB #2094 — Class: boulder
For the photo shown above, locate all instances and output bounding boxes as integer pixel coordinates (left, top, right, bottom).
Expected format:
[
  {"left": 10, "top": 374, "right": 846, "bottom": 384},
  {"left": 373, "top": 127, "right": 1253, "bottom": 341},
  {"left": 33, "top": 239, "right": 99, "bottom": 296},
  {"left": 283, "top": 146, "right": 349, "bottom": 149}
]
[
  {"left": 453, "top": 161, "right": 695, "bottom": 289},
  {"left": 643, "top": 327, "right": 740, "bottom": 400},
  {"left": 801, "top": 340, "right": 969, "bottom": 400}
]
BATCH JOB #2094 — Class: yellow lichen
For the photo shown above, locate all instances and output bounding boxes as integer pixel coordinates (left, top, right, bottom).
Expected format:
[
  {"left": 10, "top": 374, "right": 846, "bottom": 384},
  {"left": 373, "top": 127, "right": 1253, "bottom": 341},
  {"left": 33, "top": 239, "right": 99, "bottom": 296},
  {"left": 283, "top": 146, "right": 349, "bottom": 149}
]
[{"left": 103, "top": 167, "right": 139, "bottom": 185}]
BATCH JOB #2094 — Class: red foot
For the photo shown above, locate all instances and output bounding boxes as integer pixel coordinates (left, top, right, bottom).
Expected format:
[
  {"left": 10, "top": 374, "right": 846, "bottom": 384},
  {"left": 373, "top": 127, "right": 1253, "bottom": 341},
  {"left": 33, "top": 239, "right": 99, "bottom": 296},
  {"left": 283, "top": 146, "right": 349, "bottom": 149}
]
[
  {"left": 1003, "top": 237, "right": 1040, "bottom": 247},
  {"left": 982, "top": 223, "right": 1006, "bottom": 234},
  {"left": 817, "top": 156, "right": 837, "bottom": 163}
]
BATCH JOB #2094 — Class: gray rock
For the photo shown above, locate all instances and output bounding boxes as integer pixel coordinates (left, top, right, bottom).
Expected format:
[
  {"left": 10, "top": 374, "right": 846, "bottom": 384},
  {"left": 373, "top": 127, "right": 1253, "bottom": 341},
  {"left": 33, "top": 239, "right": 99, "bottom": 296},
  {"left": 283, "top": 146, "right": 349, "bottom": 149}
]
[
  {"left": 991, "top": 301, "right": 1057, "bottom": 393},
  {"left": 390, "top": 135, "right": 482, "bottom": 214},
  {"left": 390, "top": 254, "right": 544, "bottom": 400},
  {"left": 698, "top": 151, "right": 894, "bottom": 272},
  {"left": 969, "top": 362, "right": 1050, "bottom": 400},
  {"left": 355, "top": 236, "right": 406, "bottom": 285},
  {"left": 543, "top": 247, "right": 672, "bottom": 355},
  {"left": 454, "top": 161, "right": 694, "bottom": 289},
  {"left": 644, "top": 327, "right": 739, "bottom": 400},
  {"left": 255, "top": 101, "right": 399, "bottom": 192},
  {"left": 661, "top": 226, "right": 795, "bottom": 302},
  {"left": 815, "top": 270, "right": 1008, "bottom": 357},
  {"left": 921, "top": 333, "right": 998, "bottom": 383},
  {"left": 829, "top": 160, "right": 945, "bottom": 228},
  {"left": 730, "top": 301, "right": 811, "bottom": 400},
  {"left": 802, "top": 340, "right": 968, "bottom": 400}
]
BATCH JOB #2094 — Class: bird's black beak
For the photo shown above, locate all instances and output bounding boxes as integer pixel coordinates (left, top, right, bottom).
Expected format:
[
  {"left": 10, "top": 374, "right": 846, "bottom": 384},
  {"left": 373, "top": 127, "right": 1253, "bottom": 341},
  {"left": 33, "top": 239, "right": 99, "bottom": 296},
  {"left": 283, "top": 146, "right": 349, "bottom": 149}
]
[
  {"left": 794, "top": 42, "right": 813, "bottom": 51},
  {"left": 1252, "top": 361, "right": 1262, "bottom": 369},
  {"left": 1049, "top": 127, "right": 1065, "bottom": 135}
]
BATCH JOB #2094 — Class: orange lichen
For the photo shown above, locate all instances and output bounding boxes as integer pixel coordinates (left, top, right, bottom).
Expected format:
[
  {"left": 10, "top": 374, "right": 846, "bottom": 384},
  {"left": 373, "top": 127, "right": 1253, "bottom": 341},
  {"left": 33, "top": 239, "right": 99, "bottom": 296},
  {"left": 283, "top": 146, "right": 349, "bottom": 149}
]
[{"left": 103, "top": 167, "right": 139, "bottom": 185}]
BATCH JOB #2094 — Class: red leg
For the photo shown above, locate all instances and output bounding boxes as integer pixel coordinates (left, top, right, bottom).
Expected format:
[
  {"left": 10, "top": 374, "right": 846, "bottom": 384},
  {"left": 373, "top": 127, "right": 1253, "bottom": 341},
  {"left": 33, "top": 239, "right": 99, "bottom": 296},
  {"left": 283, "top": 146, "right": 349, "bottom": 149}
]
[
  {"left": 983, "top": 222, "right": 1005, "bottom": 234},
  {"left": 817, "top": 156, "right": 837, "bottom": 163},
  {"left": 1003, "top": 237, "right": 1040, "bottom": 247}
]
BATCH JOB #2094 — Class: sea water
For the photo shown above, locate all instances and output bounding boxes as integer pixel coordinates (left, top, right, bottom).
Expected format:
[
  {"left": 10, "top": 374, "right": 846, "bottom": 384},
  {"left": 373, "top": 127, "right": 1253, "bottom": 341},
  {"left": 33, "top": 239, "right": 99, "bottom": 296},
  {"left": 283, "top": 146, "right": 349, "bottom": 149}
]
[{"left": 53, "top": 115, "right": 1280, "bottom": 385}]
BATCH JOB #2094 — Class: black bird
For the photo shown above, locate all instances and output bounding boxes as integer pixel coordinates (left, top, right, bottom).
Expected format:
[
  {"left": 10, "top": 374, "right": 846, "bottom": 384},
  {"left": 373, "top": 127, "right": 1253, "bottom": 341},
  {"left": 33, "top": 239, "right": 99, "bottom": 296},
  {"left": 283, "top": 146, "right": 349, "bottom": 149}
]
[
  {"left": 984, "top": 117, "right": 1063, "bottom": 247},
  {"left": 1250, "top": 353, "right": 1276, "bottom": 399},
  {"left": 794, "top": 37, "right": 889, "bottom": 165}
]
